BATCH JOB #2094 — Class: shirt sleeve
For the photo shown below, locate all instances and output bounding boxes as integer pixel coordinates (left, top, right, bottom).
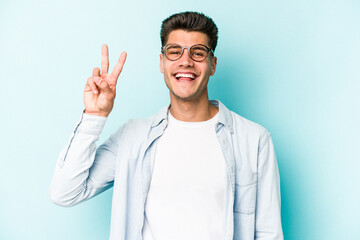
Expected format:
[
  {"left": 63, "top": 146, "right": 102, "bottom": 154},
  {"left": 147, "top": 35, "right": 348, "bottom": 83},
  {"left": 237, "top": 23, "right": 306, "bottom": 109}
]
[
  {"left": 255, "top": 134, "right": 284, "bottom": 240},
  {"left": 49, "top": 112, "right": 122, "bottom": 207}
]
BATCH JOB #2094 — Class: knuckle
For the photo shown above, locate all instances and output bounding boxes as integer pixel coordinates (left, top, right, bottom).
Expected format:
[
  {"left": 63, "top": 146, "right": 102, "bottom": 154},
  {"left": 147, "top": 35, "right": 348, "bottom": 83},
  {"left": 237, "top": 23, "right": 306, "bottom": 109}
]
[
  {"left": 87, "top": 78, "right": 98, "bottom": 87},
  {"left": 99, "top": 81, "right": 108, "bottom": 89}
]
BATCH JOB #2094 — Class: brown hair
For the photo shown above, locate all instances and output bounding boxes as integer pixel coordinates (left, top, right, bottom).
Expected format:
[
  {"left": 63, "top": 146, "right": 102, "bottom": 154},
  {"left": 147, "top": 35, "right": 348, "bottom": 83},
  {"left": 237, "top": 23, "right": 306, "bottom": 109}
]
[{"left": 160, "top": 11, "right": 218, "bottom": 51}]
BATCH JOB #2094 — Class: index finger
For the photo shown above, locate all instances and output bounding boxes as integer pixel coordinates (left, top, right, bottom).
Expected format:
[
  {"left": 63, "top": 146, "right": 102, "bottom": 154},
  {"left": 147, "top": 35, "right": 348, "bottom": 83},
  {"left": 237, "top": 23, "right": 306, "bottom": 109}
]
[
  {"left": 111, "top": 51, "right": 127, "bottom": 81},
  {"left": 101, "top": 44, "right": 109, "bottom": 74}
]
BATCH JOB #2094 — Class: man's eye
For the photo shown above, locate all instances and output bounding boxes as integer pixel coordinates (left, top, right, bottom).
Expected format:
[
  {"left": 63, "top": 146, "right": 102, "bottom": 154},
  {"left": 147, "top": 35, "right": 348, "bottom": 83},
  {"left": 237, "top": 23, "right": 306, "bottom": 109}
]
[
  {"left": 192, "top": 50, "right": 206, "bottom": 57},
  {"left": 169, "top": 50, "right": 181, "bottom": 55}
]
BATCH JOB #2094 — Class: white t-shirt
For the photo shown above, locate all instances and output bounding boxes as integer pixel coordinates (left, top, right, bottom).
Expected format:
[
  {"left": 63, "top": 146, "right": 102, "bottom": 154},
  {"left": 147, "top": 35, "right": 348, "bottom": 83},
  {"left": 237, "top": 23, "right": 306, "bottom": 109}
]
[{"left": 142, "top": 112, "right": 231, "bottom": 240}]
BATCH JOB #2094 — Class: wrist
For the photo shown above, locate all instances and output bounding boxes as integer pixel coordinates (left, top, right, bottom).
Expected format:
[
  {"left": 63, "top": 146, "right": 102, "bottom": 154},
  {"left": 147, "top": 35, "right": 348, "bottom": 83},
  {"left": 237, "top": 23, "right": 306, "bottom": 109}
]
[{"left": 84, "top": 109, "right": 109, "bottom": 117}]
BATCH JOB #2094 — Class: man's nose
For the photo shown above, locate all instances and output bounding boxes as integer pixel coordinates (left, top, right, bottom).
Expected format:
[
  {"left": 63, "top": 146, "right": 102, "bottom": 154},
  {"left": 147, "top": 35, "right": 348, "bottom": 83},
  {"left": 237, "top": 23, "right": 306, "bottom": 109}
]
[{"left": 178, "top": 48, "right": 194, "bottom": 67}]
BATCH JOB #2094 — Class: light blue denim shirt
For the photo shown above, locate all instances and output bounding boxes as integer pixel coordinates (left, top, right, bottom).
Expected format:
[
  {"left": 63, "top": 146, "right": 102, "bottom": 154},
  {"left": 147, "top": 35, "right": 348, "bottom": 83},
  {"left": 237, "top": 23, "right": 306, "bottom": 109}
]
[{"left": 50, "top": 100, "right": 283, "bottom": 240}]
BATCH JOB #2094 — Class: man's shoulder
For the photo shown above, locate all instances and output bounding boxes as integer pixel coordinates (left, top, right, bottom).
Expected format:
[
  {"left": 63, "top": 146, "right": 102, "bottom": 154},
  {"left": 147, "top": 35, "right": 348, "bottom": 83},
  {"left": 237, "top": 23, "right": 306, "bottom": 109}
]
[
  {"left": 231, "top": 111, "right": 269, "bottom": 137},
  {"left": 217, "top": 101, "right": 270, "bottom": 143},
  {"left": 121, "top": 105, "right": 168, "bottom": 135}
]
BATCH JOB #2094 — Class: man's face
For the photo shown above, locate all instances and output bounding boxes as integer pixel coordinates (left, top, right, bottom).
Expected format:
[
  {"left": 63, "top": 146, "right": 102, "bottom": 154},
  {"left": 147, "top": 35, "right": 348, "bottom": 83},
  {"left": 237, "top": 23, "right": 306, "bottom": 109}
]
[{"left": 160, "top": 30, "right": 217, "bottom": 102}]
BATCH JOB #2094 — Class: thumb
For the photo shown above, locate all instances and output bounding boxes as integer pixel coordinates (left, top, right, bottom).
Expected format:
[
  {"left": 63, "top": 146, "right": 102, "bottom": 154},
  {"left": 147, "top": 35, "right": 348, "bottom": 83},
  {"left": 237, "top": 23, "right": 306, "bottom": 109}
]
[{"left": 98, "top": 79, "right": 114, "bottom": 96}]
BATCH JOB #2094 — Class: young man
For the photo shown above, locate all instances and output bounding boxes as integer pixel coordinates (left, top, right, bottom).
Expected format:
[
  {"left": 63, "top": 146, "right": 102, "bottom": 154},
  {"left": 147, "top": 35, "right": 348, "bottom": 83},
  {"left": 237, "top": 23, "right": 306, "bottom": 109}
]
[{"left": 50, "top": 12, "right": 283, "bottom": 240}]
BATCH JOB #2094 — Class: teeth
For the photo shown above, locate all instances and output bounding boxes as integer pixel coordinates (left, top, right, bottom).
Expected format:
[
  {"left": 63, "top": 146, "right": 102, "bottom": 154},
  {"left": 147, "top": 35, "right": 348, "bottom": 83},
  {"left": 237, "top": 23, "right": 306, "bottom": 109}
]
[{"left": 175, "top": 73, "right": 195, "bottom": 79}]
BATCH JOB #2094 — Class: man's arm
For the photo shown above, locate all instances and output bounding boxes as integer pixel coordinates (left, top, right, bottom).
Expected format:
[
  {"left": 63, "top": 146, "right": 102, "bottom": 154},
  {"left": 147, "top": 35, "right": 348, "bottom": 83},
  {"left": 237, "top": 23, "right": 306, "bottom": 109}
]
[
  {"left": 50, "top": 114, "right": 121, "bottom": 206},
  {"left": 49, "top": 45, "right": 127, "bottom": 206},
  {"left": 255, "top": 134, "right": 284, "bottom": 240}
]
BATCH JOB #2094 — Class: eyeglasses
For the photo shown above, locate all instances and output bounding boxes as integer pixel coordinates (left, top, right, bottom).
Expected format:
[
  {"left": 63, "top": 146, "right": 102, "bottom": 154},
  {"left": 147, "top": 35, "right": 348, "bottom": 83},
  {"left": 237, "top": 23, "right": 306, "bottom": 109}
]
[{"left": 161, "top": 43, "right": 214, "bottom": 62}]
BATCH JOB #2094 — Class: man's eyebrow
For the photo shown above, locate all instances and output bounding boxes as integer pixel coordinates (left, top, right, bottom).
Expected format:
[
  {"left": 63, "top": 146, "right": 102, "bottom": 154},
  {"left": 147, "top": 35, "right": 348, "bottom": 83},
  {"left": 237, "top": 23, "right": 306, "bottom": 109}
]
[
  {"left": 167, "top": 45, "right": 181, "bottom": 49},
  {"left": 191, "top": 45, "right": 207, "bottom": 50}
]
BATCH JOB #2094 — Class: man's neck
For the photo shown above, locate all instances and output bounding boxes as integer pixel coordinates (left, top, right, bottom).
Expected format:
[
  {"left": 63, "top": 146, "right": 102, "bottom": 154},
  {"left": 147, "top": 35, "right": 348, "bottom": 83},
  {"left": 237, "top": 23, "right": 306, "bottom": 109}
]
[{"left": 169, "top": 97, "right": 218, "bottom": 122}]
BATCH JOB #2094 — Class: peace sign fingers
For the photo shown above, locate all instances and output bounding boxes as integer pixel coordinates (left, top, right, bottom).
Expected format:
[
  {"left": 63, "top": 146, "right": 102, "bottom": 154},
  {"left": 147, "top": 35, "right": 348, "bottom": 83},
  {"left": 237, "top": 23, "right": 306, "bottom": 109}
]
[{"left": 84, "top": 44, "right": 127, "bottom": 117}]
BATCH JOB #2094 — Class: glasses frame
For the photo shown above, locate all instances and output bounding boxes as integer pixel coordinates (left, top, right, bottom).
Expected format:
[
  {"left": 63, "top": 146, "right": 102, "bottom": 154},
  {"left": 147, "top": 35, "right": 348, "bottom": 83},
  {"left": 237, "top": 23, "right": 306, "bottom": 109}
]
[{"left": 161, "top": 43, "right": 214, "bottom": 62}]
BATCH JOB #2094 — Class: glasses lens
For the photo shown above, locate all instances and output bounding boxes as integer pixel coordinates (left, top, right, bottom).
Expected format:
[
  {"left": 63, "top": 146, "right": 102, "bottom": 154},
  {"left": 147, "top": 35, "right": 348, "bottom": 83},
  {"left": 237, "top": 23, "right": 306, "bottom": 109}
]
[
  {"left": 165, "top": 45, "right": 183, "bottom": 60},
  {"left": 190, "top": 45, "right": 208, "bottom": 61}
]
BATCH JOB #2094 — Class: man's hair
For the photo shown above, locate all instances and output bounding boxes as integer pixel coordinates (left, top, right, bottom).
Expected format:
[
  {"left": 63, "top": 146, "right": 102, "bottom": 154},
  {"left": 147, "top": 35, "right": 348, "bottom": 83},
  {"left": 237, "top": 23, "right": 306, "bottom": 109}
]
[{"left": 160, "top": 11, "right": 218, "bottom": 51}]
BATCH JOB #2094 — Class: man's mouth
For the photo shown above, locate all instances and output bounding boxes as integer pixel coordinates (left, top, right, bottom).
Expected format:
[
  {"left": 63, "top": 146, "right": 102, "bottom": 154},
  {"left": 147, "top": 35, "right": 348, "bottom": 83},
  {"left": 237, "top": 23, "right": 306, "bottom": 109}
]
[{"left": 174, "top": 73, "right": 197, "bottom": 81}]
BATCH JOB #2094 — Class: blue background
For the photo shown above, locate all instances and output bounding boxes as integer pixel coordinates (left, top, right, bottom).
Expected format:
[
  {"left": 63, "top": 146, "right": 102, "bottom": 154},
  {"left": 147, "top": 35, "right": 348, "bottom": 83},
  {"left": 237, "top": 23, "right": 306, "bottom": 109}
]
[{"left": 1, "top": 0, "right": 359, "bottom": 239}]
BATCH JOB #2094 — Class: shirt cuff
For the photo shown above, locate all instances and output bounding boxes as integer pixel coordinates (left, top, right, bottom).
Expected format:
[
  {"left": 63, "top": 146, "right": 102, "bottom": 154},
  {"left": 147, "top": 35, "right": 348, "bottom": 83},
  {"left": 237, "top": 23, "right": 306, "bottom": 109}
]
[{"left": 76, "top": 112, "right": 107, "bottom": 135}]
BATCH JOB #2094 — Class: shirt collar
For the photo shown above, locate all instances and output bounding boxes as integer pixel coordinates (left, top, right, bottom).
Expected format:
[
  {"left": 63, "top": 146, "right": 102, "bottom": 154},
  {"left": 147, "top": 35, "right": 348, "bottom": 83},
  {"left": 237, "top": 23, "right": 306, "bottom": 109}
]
[
  {"left": 210, "top": 100, "right": 234, "bottom": 133},
  {"left": 151, "top": 104, "right": 170, "bottom": 128}
]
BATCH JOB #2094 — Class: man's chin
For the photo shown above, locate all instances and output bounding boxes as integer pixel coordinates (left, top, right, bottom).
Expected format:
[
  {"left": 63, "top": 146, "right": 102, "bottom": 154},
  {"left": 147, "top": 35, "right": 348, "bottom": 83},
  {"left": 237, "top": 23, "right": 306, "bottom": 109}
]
[{"left": 170, "top": 92, "right": 196, "bottom": 102}]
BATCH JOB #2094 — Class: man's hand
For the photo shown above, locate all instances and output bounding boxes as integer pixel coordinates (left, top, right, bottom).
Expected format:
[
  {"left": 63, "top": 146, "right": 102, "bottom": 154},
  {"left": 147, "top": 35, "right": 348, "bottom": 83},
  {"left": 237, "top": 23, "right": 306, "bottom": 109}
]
[{"left": 84, "top": 44, "right": 127, "bottom": 117}]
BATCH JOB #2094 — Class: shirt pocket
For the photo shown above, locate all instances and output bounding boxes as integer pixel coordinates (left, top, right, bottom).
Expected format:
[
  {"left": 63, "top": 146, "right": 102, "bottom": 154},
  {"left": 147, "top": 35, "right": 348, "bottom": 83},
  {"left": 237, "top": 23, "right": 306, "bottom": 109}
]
[{"left": 234, "top": 170, "right": 257, "bottom": 214}]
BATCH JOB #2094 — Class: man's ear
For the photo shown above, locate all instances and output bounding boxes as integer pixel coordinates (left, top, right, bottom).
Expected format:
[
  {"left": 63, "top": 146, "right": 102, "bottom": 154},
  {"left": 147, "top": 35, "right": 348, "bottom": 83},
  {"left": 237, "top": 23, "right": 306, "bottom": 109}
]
[
  {"left": 160, "top": 54, "right": 164, "bottom": 73},
  {"left": 210, "top": 56, "right": 217, "bottom": 76}
]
